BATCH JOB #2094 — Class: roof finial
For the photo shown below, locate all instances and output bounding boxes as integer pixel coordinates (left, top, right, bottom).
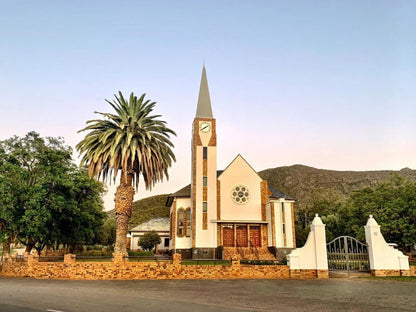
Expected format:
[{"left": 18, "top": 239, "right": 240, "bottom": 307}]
[{"left": 195, "top": 65, "right": 213, "bottom": 118}]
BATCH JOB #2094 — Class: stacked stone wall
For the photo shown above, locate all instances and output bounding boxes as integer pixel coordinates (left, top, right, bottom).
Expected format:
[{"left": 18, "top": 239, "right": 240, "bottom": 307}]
[{"left": 1, "top": 254, "right": 325, "bottom": 280}]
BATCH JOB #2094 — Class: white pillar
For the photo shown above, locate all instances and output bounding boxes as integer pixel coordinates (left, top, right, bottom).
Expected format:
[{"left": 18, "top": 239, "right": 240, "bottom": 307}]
[
  {"left": 287, "top": 214, "right": 328, "bottom": 273},
  {"left": 312, "top": 214, "right": 328, "bottom": 270},
  {"left": 365, "top": 215, "right": 410, "bottom": 275}
]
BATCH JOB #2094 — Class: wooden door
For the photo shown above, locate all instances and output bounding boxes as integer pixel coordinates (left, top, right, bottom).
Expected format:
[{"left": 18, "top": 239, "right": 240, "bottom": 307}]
[
  {"left": 250, "top": 226, "right": 261, "bottom": 247},
  {"left": 236, "top": 225, "right": 248, "bottom": 247},
  {"left": 223, "top": 227, "right": 234, "bottom": 247}
]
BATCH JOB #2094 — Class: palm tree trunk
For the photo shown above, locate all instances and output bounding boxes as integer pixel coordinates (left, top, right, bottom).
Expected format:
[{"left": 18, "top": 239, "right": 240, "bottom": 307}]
[{"left": 114, "top": 171, "right": 135, "bottom": 256}]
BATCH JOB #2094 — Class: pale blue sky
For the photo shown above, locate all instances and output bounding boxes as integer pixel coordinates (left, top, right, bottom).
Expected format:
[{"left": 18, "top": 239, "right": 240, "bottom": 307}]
[{"left": 1, "top": 1, "right": 415, "bottom": 210}]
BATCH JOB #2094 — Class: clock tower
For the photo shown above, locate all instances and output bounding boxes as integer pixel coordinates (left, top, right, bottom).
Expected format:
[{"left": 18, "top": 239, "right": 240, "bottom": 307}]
[{"left": 191, "top": 66, "right": 217, "bottom": 257}]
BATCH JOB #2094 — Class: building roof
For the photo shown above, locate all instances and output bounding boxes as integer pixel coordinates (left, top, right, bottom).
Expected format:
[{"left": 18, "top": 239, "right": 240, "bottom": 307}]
[
  {"left": 165, "top": 182, "right": 294, "bottom": 207},
  {"left": 195, "top": 65, "right": 213, "bottom": 118},
  {"left": 129, "top": 217, "right": 170, "bottom": 232},
  {"left": 268, "top": 187, "right": 295, "bottom": 200}
]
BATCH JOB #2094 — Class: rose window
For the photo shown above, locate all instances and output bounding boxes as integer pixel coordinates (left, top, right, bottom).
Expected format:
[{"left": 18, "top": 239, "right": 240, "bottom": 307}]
[{"left": 231, "top": 185, "right": 250, "bottom": 204}]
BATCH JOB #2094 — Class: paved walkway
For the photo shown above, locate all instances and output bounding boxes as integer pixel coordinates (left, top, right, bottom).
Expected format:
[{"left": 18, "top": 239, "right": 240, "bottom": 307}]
[{"left": 0, "top": 277, "right": 415, "bottom": 311}]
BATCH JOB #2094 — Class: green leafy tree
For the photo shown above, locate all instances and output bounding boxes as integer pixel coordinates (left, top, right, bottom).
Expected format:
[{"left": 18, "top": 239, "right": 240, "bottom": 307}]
[
  {"left": 343, "top": 175, "right": 416, "bottom": 252},
  {"left": 296, "top": 188, "right": 346, "bottom": 245},
  {"left": 138, "top": 230, "right": 161, "bottom": 251},
  {"left": 99, "top": 217, "right": 117, "bottom": 247},
  {"left": 0, "top": 145, "right": 26, "bottom": 253},
  {"left": 0, "top": 132, "right": 106, "bottom": 255},
  {"left": 77, "top": 92, "right": 175, "bottom": 256}
]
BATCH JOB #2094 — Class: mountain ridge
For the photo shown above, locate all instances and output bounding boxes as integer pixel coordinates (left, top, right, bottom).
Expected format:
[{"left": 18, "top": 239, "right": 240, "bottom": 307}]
[{"left": 107, "top": 165, "right": 416, "bottom": 229}]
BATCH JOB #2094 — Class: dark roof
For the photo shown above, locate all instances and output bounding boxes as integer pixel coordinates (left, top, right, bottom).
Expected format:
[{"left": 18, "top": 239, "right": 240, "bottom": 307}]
[
  {"left": 171, "top": 184, "right": 191, "bottom": 197},
  {"left": 166, "top": 182, "right": 294, "bottom": 207},
  {"left": 268, "top": 187, "right": 295, "bottom": 200},
  {"left": 165, "top": 184, "right": 191, "bottom": 207}
]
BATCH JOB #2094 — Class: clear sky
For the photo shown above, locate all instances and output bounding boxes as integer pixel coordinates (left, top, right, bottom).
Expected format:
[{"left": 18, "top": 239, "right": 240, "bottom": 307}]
[{"left": 1, "top": 1, "right": 415, "bottom": 210}]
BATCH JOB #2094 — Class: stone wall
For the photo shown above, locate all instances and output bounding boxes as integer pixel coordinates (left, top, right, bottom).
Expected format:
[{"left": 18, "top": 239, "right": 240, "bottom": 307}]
[{"left": 1, "top": 254, "right": 324, "bottom": 280}]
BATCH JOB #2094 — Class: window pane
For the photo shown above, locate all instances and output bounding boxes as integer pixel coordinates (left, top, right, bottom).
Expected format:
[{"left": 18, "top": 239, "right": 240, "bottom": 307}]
[
  {"left": 203, "top": 202, "right": 207, "bottom": 212},
  {"left": 203, "top": 176, "right": 207, "bottom": 186},
  {"left": 203, "top": 147, "right": 207, "bottom": 159},
  {"left": 177, "top": 210, "right": 184, "bottom": 236}
]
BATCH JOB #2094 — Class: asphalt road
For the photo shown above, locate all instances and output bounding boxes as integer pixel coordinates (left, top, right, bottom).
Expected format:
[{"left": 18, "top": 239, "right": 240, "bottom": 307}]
[{"left": 0, "top": 277, "right": 415, "bottom": 312}]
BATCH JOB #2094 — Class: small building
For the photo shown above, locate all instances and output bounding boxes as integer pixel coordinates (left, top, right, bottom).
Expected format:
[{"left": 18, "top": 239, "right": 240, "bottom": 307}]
[{"left": 129, "top": 217, "right": 170, "bottom": 253}]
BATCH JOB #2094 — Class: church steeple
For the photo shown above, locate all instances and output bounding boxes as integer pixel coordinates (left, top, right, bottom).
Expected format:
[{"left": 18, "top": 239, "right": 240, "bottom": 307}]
[{"left": 195, "top": 65, "right": 213, "bottom": 118}]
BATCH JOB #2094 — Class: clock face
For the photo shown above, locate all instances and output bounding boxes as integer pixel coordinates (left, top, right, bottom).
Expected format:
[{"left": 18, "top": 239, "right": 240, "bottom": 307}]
[{"left": 200, "top": 121, "right": 211, "bottom": 133}]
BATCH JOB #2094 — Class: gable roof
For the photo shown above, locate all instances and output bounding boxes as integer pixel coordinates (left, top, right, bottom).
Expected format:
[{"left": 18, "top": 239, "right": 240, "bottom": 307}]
[
  {"left": 165, "top": 182, "right": 294, "bottom": 207},
  {"left": 218, "top": 154, "right": 262, "bottom": 181},
  {"left": 130, "top": 217, "right": 170, "bottom": 232}
]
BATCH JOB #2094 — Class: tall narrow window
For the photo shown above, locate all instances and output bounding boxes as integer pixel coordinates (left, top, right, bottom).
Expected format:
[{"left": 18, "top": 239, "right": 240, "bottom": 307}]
[
  {"left": 203, "top": 147, "right": 207, "bottom": 159},
  {"left": 281, "top": 202, "right": 285, "bottom": 213},
  {"left": 203, "top": 202, "right": 207, "bottom": 212},
  {"left": 203, "top": 176, "right": 207, "bottom": 186},
  {"left": 186, "top": 208, "right": 191, "bottom": 237},
  {"left": 282, "top": 223, "right": 286, "bottom": 234},
  {"left": 177, "top": 209, "right": 184, "bottom": 237}
]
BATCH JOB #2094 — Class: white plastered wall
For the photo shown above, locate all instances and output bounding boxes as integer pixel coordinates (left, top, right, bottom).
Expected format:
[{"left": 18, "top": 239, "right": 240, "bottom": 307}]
[
  {"left": 218, "top": 155, "right": 263, "bottom": 221},
  {"left": 272, "top": 199, "right": 295, "bottom": 248},
  {"left": 193, "top": 145, "right": 217, "bottom": 248},
  {"left": 131, "top": 232, "right": 169, "bottom": 251},
  {"left": 287, "top": 214, "right": 328, "bottom": 270},
  {"left": 174, "top": 197, "right": 192, "bottom": 249},
  {"left": 365, "top": 215, "right": 410, "bottom": 271}
]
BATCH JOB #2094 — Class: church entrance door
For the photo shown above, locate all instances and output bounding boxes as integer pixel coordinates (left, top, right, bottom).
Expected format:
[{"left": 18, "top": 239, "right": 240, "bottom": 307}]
[
  {"left": 250, "top": 226, "right": 261, "bottom": 247},
  {"left": 236, "top": 225, "right": 248, "bottom": 247},
  {"left": 223, "top": 226, "right": 234, "bottom": 247}
]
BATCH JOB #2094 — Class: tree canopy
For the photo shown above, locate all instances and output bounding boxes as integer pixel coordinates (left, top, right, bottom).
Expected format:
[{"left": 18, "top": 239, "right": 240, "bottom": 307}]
[
  {"left": 302, "top": 175, "right": 416, "bottom": 253},
  {"left": 76, "top": 92, "right": 176, "bottom": 191},
  {"left": 138, "top": 230, "right": 161, "bottom": 251},
  {"left": 342, "top": 175, "right": 416, "bottom": 252},
  {"left": 0, "top": 132, "right": 106, "bottom": 254}
]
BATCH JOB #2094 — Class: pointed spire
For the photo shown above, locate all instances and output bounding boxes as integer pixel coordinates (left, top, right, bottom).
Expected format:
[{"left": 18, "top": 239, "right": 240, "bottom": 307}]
[{"left": 196, "top": 65, "right": 213, "bottom": 118}]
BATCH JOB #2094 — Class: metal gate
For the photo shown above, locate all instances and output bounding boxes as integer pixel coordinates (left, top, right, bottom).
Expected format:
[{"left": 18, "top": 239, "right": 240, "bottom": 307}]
[{"left": 327, "top": 236, "right": 370, "bottom": 272}]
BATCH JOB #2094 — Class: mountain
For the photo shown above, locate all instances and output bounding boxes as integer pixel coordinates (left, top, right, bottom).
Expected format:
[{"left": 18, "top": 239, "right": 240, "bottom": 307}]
[
  {"left": 107, "top": 165, "right": 416, "bottom": 229},
  {"left": 107, "top": 194, "right": 170, "bottom": 230},
  {"left": 259, "top": 164, "right": 416, "bottom": 211}
]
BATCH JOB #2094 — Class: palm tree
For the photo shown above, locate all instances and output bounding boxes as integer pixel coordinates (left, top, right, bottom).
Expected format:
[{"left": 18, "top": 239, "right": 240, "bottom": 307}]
[{"left": 77, "top": 92, "right": 176, "bottom": 255}]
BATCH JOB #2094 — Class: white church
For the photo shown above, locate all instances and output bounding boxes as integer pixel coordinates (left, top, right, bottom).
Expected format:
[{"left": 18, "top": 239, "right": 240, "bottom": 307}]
[{"left": 166, "top": 67, "right": 296, "bottom": 260}]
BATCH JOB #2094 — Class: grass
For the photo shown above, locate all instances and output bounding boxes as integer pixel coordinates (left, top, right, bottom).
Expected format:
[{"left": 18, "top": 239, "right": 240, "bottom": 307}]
[
  {"left": 75, "top": 258, "right": 113, "bottom": 262},
  {"left": 181, "top": 260, "right": 231, "bottom": 266}
]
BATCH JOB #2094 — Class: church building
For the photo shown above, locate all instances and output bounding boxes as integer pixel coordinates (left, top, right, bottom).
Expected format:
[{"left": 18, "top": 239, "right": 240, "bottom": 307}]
[{"left": 166, "top": 66, "right": 296, "bottom": 260}]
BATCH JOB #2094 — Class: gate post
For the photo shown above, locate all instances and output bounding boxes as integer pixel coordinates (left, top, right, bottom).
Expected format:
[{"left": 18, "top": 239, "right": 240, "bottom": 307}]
[
  {"left": 287, "top": 214, "right": 328, "bottom": 278},
  {"left": 365, "top": 215, "right": 410, "bottom": 277}
]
